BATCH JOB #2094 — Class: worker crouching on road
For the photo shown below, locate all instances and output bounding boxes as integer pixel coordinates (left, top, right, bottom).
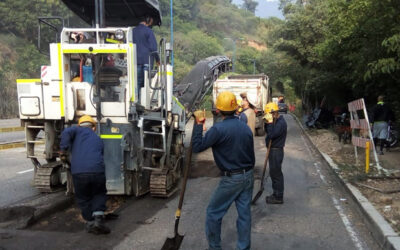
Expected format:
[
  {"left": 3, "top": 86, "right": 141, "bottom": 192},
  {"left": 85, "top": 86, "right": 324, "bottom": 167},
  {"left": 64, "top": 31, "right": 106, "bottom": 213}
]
[
  {"left": 59, "top": 115, "right": 110, "bottom": 235},
  {"left": 264, "top": 102, "right": 287, "bottom": 204},
  {"left": 193, "top": 91, "right": 255, "bottom": 250}
]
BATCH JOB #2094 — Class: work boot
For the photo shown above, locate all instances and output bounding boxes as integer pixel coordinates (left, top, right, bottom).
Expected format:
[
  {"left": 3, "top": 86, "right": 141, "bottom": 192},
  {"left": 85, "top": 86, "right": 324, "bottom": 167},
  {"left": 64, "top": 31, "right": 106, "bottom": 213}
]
[
  {"left": 85, "top": 221, "right": 95, "bottom": 233},
  {"left": 266, "top": 195, "right": 283, "bottom": 204},
  {"left": 90, "top": 215, "right": 111, "bottom": 235}
]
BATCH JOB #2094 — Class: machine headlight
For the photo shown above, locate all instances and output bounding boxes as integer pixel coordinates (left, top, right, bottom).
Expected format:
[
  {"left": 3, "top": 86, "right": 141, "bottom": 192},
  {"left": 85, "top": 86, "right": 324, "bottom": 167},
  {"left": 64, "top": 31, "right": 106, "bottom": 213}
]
[{"left": 115, "top": 29, "right": 125, "bottom": 40}]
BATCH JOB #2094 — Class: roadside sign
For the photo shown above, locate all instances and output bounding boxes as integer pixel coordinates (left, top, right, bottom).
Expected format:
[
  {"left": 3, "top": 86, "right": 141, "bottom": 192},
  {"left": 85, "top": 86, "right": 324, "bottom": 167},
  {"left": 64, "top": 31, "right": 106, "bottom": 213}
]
[{"left": 348, "top": 98, "right": 383, "bottom": 173}]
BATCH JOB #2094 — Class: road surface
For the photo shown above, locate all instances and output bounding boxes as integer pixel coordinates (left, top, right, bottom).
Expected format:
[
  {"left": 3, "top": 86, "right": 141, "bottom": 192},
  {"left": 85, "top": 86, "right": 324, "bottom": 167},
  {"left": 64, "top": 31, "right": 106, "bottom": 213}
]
[
  {"left": 0, "top": 147, "right": 40, "bottom": 207},
  {"left": 0, "top": 115, "right": 380, "bottom": 249}
]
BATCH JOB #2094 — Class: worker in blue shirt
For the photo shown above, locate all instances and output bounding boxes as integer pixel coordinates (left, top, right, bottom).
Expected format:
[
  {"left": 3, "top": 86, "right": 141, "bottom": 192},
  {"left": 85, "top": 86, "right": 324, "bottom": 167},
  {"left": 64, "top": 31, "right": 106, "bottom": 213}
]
[
  {"left": 193, "top": 91, "right": 255, "bottom": 250},
  {"left": 60, "top": 115, "right": 110, "bottom": 235},
  {"left": 263, "top": 102, "right": 287, "bottom": 204},
  {"left": 132, "top": 16, "right": 160, "bottom": 102}
]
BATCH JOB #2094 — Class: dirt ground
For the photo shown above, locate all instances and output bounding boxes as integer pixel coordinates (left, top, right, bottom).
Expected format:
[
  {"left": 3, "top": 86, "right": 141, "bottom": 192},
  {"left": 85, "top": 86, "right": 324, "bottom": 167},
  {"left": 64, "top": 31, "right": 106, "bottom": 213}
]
[
  {"left": 307, "top": 128, "right": 400, "bottom": 232},
  {"left": 29, "top": 197, "right": 126, "bottom": 232}
]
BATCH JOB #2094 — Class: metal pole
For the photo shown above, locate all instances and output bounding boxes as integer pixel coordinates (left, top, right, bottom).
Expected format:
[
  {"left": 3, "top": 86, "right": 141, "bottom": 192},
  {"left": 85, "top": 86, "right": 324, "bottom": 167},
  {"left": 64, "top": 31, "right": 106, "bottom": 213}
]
[
  {"left": 95, "top": 0, "right": 99, "bottom": 27},
  {"left": 233, "top": 40, "right": 236, "bottom": 72},
  {"left": 99, "top": 0, "right": 105, "bottom": 28},
  {"left": 170, "top": 0, "right": 174, "bottom": 68},
  {"left": 94, "top": 0, "right": 104, "bottom": 133},
  {"left": 94, "top": 0, "right": 100, "bottom": 42}
]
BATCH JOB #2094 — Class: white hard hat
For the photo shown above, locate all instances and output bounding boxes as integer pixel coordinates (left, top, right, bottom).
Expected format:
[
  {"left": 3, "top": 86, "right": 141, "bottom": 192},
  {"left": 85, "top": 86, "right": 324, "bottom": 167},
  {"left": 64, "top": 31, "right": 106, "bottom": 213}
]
[{"left": 246, "top": 95, "right": 257, "bottom": 107}]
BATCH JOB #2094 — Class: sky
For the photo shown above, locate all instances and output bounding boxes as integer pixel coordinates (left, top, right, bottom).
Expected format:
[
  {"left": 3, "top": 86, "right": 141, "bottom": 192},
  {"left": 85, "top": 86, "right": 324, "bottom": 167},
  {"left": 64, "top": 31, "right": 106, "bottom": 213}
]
[{"left": 232, "top": 0, "right": 284, "bottom": 19}]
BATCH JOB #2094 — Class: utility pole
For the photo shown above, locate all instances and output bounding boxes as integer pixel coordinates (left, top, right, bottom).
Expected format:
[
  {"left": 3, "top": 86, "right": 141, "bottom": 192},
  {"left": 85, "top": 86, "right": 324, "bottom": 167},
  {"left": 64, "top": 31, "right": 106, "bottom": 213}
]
[
  {"left": 224, "top": 37, "right": 244, "bottom": 72},
  {"left": 252, "top": 59, "right": 256, "bottom": 74}
]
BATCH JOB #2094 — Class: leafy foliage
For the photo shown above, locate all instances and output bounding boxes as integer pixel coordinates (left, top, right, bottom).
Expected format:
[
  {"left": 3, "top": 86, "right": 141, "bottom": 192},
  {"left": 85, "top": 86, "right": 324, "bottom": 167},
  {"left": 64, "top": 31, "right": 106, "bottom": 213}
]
[
  {"left": 274, "top": 0, "right": 400, "bottom": 122},
  {"left": 241, "top": 0, "right": 259, "bottom": 14}
]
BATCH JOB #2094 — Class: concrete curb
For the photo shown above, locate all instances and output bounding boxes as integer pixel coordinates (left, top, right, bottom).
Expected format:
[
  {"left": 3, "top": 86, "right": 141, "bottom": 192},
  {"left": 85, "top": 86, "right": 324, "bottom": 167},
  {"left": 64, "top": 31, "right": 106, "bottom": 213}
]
[{"left": 289, "top": 113, "right": 400, "bottom": 250}]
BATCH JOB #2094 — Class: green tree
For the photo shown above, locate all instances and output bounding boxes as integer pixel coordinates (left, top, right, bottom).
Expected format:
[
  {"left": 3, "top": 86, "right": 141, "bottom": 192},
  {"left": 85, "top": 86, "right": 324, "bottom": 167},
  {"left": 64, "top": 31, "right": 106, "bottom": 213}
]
[{"left": 242, "top": 0, "right": 259, "bottom": 14}]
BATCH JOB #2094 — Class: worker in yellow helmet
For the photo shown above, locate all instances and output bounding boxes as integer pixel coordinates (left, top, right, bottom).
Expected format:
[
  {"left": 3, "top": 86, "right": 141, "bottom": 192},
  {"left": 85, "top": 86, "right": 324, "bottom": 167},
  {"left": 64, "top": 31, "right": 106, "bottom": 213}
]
[
  {"left": 193, "top": 91, "right": 255, "bottom": 250},
  {"left": 60, "top": 115, "right": 111, "bottom": 235},
  {"left": 263, "top": 102, "right": 287, "bottom": 204}
]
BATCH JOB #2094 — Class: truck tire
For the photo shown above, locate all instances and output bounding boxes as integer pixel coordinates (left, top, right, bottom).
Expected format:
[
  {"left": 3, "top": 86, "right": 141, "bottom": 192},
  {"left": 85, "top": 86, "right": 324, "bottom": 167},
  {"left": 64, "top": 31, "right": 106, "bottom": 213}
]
[{"left": 256, "top": 127, "right": 265, "bottom": 136}]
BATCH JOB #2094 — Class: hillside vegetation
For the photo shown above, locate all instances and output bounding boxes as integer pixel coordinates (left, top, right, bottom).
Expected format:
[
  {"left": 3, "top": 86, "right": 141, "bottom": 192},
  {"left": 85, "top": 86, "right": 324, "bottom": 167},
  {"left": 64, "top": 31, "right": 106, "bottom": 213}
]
[
  {"left": 1, "top": 0, "right": 399, "bottom": 123},
  {"left": 0, "top": 0, "right": 283, "bottom": 118},
  {"left": 276, "top": 0, "right": 400, "bottom": 121}
]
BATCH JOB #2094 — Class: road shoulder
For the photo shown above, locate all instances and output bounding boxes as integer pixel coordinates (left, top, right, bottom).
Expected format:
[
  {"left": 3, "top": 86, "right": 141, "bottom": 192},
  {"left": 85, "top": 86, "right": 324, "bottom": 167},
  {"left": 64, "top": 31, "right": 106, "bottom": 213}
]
[{"left": 291, "top": 113, "right": 400, "bottom": 250}]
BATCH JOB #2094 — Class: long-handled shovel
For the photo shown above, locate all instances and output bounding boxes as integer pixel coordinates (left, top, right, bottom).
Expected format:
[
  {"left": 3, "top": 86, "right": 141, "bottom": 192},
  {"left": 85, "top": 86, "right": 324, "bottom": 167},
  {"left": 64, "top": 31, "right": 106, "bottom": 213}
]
[
  {"left": 251, "top": 139, "right": 272, "bottom": 205},
  {"left": 161, "top": 120, "right": 196, "bottom": 250}
]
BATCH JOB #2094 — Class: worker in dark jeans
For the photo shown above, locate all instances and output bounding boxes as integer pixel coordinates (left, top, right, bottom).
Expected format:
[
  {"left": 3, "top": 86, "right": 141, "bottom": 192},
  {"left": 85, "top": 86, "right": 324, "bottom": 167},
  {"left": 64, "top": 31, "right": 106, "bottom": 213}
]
[
  {"left": 60, "top": 115, "right": 110, "bottom": 235},
  {"left": 193, "top": 91, "right": 255, "bottom": 250},
  {"left": 132, "top": 15, "right": 160, "bottom": 102},
  {"left": 264, "top": 102, "right": 287, "bottom": 204},
  {"left": 371, "top": 95, "right": 395, "bottom": 154}
]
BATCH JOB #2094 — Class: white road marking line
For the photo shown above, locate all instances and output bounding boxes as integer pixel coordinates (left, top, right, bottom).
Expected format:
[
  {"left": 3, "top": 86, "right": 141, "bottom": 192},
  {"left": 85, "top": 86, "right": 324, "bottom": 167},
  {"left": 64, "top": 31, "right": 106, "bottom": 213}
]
[
  {"left": 332, "top": 196, "right": 365, "bottom": 250},
  {"left": 301, "top": 135, "right": 365, "bottom": 250},
  {"left": 17, "top": 168, "right": 34, "bottom": 174},
  {"left": 313, "top": 163, "right": 328, "bottom": 184}
]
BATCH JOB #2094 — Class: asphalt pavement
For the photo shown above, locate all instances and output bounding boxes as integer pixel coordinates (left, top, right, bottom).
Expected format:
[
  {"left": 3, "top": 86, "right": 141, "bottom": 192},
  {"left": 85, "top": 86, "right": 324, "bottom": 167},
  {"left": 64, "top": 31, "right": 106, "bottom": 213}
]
[
  {"left": 0, "top": 147, "right": 40, "bottom": 207},
  {"left": 0, "top": 119, "right": 25, "bottom": 143},
  {"left": 0, "top": 115, "right": 381, "bottom": 249}
]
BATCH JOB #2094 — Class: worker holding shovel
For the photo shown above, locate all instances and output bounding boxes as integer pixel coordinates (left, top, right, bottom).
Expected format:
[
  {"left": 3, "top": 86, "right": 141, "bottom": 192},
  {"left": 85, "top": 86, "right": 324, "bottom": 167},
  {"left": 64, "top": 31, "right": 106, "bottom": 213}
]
[
  {"left": 263, "top": 102, "right": 287, "bottom": 204},
  {"left": 192, "top": 91, "right": 255, "bottom": 250}
]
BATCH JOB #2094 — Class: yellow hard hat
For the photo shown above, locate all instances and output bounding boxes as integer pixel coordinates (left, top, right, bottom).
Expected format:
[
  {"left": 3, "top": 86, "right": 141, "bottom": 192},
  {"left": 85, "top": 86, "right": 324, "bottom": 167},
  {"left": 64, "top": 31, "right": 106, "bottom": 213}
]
[
  {"left": 264, "top": 102, "right": 279, "bottom": 114},
  {"left": 78, "top": 115, "right": 96, "bottom": 126},
  {"left": 216, "top": 91, "right": 238, "bottom": 111}
]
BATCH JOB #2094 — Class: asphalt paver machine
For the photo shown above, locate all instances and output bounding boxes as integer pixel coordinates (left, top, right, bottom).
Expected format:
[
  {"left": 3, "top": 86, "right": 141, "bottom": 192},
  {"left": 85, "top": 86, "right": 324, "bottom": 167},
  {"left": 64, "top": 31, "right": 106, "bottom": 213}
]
[{"left": 16, "top": 0, "right": 230, "bottom": 197}]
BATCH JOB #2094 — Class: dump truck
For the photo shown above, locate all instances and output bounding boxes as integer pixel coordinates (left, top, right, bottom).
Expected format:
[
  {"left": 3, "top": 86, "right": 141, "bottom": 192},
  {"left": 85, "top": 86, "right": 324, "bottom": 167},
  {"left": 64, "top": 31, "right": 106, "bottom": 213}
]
[
  {"left": 16, "top": 0, "right": 230, "bottom": 197},
  {"left": 212, "top": 74, "right": 271, "bottom": 136}
]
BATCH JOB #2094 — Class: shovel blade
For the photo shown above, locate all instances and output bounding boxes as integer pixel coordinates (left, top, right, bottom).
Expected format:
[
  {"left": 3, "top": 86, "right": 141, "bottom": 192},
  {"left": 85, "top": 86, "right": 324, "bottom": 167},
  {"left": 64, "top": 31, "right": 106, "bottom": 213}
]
[
  {"left": 251, "top": 190, "right": 263, "bottom": 205},
  {"left": 161, "top": 234, "right": 184, "bottom": 250}
]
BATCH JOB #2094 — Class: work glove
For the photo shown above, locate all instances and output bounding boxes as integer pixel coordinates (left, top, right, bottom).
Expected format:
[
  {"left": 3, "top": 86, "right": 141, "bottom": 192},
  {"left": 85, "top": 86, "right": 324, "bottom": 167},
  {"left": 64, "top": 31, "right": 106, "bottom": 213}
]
[
  {"left": 194, "top": 109, "right": 207, "bottom": 131},
  {"left": 59, "top": 151, "right": 68, "bottom": 164},
  {"left": 263, "top": 113, "right": 274, "bottom": 124},
  {"left": 194, "top": 109, "right": 206, "bottom": 125}
]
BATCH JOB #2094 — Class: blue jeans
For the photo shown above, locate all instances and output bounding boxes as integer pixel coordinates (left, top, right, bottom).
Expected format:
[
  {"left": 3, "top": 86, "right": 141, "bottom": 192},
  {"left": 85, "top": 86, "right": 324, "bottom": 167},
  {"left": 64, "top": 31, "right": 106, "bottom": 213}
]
[
  {"left": 72, "top": 172, "right": 107, "bottom": 221},
  {"left": 137, "top": 64, "right": 149, "bottom": 102},
  {"left": 206, "top": 169, "right": 254, "bottom": 250}
]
